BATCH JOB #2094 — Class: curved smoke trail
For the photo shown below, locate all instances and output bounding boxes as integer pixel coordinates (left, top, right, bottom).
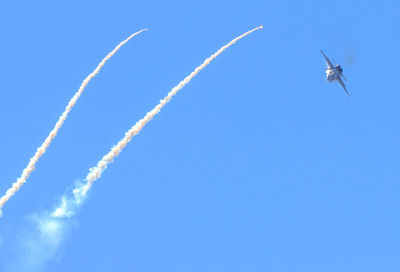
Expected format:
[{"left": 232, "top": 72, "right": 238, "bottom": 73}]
[
  {"left": 53, "top": 25, "right": 263, "bottom": 218},
  {"left": 0, "top": 29, "right": 147, "bottom": 217}
]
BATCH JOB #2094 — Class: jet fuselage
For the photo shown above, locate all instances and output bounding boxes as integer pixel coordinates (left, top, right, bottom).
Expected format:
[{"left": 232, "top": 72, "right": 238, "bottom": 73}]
[{"left": 325, "top": 65, "right": 343, "bottom": 82}]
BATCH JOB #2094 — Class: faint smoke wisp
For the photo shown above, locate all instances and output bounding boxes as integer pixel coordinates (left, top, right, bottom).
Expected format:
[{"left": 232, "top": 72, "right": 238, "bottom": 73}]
[
  {"left": 52, "top": 26, "right": 263, "bottom": 218},
  {"left": 4, "top": 212, "right": 70, "bottom": 272},
  {"left": 345, "top": 47, "right": 355, "bottom": 67},
  {"left": 0, "top": 29, "right": 147, "bottom": 217}
]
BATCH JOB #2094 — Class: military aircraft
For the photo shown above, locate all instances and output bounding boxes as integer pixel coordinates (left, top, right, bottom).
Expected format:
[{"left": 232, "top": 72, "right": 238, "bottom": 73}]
[{"left": 320, "top": 50, "right": 349, "bottom": 97}]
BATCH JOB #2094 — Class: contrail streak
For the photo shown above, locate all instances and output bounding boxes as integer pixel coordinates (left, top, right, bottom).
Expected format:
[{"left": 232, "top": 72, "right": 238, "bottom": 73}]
[
  {"left": 52, "top": 26, "right": 263, "bottom": 218},
  {"left": 0, "top": 29, "right": 147, "bottom": 217}
]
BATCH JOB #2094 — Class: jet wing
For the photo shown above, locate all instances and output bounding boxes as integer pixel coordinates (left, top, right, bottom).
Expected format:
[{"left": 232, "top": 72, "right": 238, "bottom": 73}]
[
  {"left": 337, "top": 77, "right": 350, "bottom": 97},
  {"left": 320, "top": 50, "right": 333, "bottom": 69}
]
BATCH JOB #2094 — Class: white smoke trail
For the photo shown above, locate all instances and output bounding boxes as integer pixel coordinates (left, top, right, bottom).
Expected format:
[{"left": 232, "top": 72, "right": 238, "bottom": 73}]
[
  {"left": 0, "top": 29, "right": 147, "bottom": 217},
  {"left": 52, "top": 26, "right": 263, "bottom": 218}
]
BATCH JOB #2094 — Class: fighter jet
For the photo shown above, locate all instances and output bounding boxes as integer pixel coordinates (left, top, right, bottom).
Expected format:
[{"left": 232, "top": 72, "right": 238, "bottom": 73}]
[{"left": 320, "top": 50, "right": 349, "bottom": 97}]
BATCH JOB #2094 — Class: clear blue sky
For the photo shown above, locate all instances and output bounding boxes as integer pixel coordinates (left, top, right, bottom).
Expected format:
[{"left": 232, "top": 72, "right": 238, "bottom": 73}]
[{"left": 0, "top": 0, "right": 399, "bottom": 271}]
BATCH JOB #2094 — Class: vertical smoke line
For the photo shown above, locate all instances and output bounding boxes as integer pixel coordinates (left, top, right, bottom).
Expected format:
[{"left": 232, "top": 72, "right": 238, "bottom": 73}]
[
  {"left": 0, "top": 29, "right": 147, "bottom": 217},
  {"left": 53, "top": 26, "right": 263, "bottom": 218}
]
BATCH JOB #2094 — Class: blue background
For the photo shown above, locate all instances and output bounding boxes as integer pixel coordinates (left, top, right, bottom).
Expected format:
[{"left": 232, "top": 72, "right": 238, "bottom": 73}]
[{"left": 0, "top": 0, "right": 399, "bottom": 271}]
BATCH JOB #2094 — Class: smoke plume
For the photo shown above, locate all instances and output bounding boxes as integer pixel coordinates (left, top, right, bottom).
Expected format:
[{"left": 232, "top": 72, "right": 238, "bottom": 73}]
[
  {"left": 52, "top": 26, "right": 263, "bottom": 218},
  {"left": 0, "top": 29, "right": 147, "bottom": 217}
]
